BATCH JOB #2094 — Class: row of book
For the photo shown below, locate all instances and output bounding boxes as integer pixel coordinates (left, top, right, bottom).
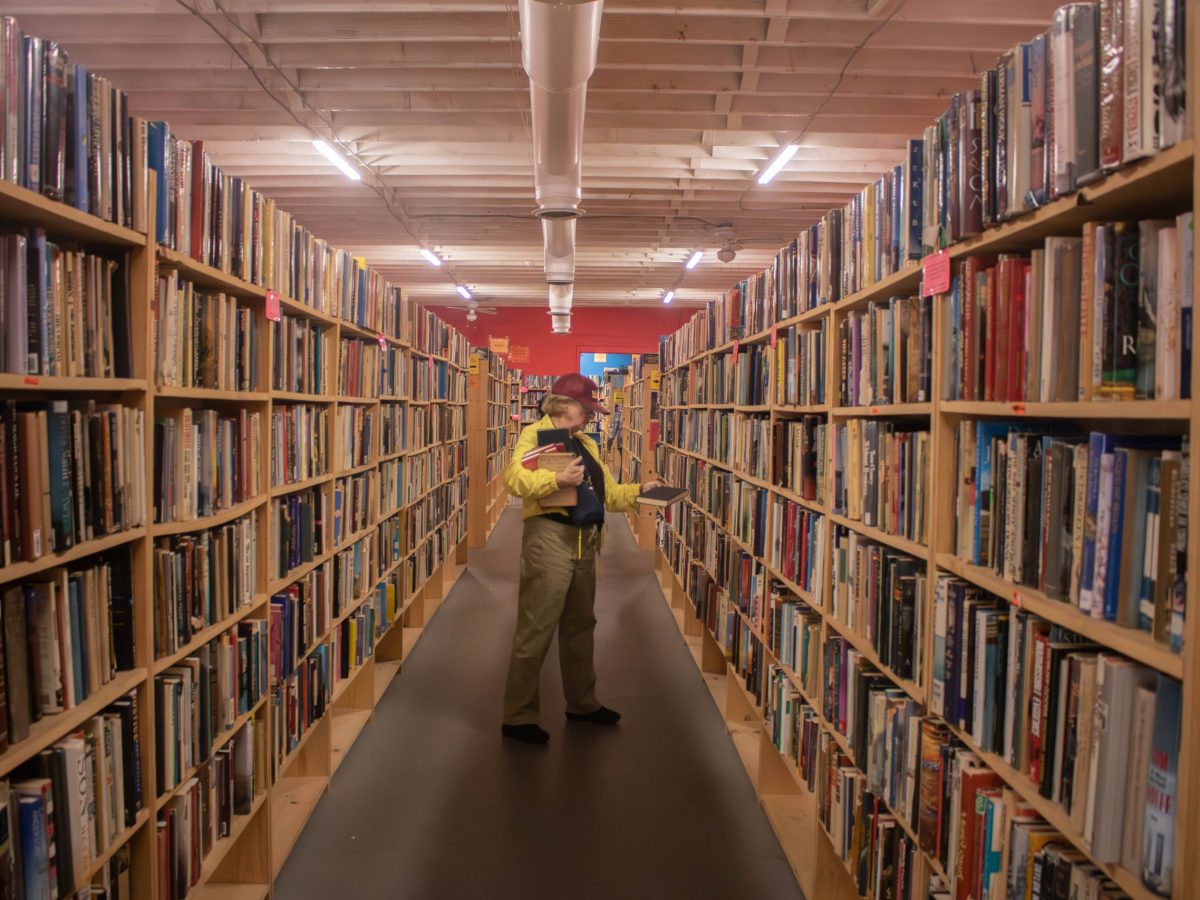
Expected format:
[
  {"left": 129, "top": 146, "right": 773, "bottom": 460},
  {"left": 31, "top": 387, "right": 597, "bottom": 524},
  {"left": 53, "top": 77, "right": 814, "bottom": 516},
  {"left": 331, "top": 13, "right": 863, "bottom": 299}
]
[
  {"left": 332, "top": 471, "right": 377, "bottom": 548},
  {"left": 334, "top": 605, "right": 376, "bottom": 683},
  {"left": 156, "top": 715, "right": 268, "bottom": 900},
  {"left": 337, "top": 338, "right": 379, "bottom": 400},
  {"left": 153, "top": 407, "right": 261, "bottom": 525},
  {"left": 409, "top": 309, "right": 470, "bottom": 367},
  {"left": 944, "top": 216, "right": 1194, "bottom": 405},
  {"left": 0, "top": 551, "right": 134, "bottom": 747},
  {"left": 840, "top": 295, "right": 933, "bottom": 408},
  {"left": 954, "top": 423, "right": 1188, "bottom": 649},
  {"left": 832, "top": 420, "right": 930, "bottom": 545},
  {"left": 336, "top": 405, "right": 376, "bottom": 471},
  {"left": 0, "top": 400, "right": 145, "bottom": 565},
  {"left": 657, "top": 0, "right": 1189, "bottom": 370},
  {"left": 271, "top": 315, "right": 326, "bottom": 397},
  {"left": 0, "top": 22, "right": 137, "bottom": 228},
  {"left": 270, "top": 644, "right": 330, "bottom": 765},
  {"left": 380, "top": 346, "right": 408, "bottom": 399},
  {"left": 410, "top": 357, "right": 468, "bottom": 403},
  {"left": 0, "top": 691, "right": 142, "bottom": 900},
  {"left": 333, "top": 535, "right": 374, "bottom": 621},
  {"left": 152, "top": 512, "right": 258, "bottom": 658},
  {"left": 269, "top": 403, "right": 328, "bottom": 489},
  {"left": 270, "top": 564, "right": 331, "bottom": 684},
  {"left": 0, "top": 234, "right": 132, "bottom": 380},
  {"left": 153, "top": 274, "right": 258, "bottom": 393},
  {"left": 773, "top": 416, "right": 826, "bottom": 505},
  {"left": 272, "top": 488, "right": 326, "bottom": 582},
  {"left": 155, "top": 624, "right": 268, "bottom": 795}
]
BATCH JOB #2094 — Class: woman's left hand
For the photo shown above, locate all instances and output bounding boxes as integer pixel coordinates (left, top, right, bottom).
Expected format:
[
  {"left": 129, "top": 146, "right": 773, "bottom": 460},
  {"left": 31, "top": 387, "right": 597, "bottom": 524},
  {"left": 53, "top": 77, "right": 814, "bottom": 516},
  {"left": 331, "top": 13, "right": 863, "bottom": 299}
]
[{"left": 640, "top": 480, "right": 663, "bottom": 492}]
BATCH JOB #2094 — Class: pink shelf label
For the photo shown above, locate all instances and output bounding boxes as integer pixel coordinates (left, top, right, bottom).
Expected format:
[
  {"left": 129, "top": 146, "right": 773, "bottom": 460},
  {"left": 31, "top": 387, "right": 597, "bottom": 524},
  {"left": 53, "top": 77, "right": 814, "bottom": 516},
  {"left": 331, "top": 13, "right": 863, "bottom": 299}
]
[
  {"left": 378, "top": 335, "right": 387, "bottom": 349},
  {"left": 920, "top": 251, "right": 950, "bottom": 297},
  {"left": 265, "top": 290, "right": 281, "bottom": 322},
  {"left": 732, "top": 340, "right": 740, "bottom": 363}
]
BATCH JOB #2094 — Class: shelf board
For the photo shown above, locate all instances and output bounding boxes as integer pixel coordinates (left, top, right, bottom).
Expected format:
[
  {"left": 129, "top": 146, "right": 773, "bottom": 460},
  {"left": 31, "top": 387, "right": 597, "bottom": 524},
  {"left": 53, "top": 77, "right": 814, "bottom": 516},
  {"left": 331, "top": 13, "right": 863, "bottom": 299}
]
[
  {"left": 272, "top": 389, "right": 333, "bottom": 404},
  {"left": 823, "top": 613, "right": 924, "bottom": 703},
  {"left": 831, "top": 402, "right": 933, "bottom": 417},
  {"left": 269, "top": 472, "right": 333, "bottom": 498},
  {"left": 157, "top": 247, "right": 265, "bottom": 298},
  {"left": 374, "top": 659, "right": 402, "bottom": 705},
  {"left": 276, "top": 294, "right": 337, "bottom": 327},
  {"left": 76, "top": 807, "right": 150, "bottom": 894},
  {"left": 337, "top": 319, "right": 382, "bottom": 341},
  {"left": 0, "top": 179, "right": 146, "bottom": 246},
  {"left": 156, "top": 694, "right": 269, "bottom": 811},
  {"left": 729, "top": 724, "right": 762, "bottom": 786},
  {"left": 0, "top": 526, "right": 148, "bottom": 588},
  {"left": 151, "top": 495, "right": 268, "bottom": 538},
  {"left": 154, "top": 594, "right": 269, "bottom": 674},
  {"left": 268, "top": 550, "right": 333, "bottom": 595},
  {"left": 330, "top": 707, "right": 373, "bottom": 774},
  {"left": 154, "top": 385, "right": 270, "bottom": 403},
  {"left": 759, "top": 794, "right": 819, "bottom": 897},
  {"left": 0, "top": 374, "right": 147, "bottom": 393},
  {"left": 334, "top": 394, "right": 380, "bottom": 405},
  {"left": 828, "top": 513, "right": 929, "bottom": 559},
  {"left": 940, "top": 399, "right": 1193, "bottom": 420},
  {"left": 0, "top": 668, "right": 145, "bottom": 776},
  {"left": 936, "top": 553, "right": 1184, "bottom": 679},
  {"left": 270, "top": 775, "right": 330, "bottom": 877},
  {"left": 192, "top": 884, "right": 269, "bottom": 900}
]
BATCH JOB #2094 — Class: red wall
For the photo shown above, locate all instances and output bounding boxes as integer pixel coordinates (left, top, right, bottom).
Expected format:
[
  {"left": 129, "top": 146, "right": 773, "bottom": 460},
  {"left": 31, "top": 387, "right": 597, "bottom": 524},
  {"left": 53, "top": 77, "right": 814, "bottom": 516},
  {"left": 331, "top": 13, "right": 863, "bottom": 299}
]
[{"left": 428, "top": 305, "right": 696, "bottom": 376}]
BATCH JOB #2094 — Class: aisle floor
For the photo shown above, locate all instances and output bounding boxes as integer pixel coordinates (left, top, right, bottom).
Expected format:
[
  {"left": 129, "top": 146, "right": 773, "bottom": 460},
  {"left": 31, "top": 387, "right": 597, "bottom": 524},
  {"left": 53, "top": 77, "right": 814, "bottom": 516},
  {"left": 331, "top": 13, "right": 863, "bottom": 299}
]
[{"left": 275, "top": 507, "right": 805, "bottom": 900}]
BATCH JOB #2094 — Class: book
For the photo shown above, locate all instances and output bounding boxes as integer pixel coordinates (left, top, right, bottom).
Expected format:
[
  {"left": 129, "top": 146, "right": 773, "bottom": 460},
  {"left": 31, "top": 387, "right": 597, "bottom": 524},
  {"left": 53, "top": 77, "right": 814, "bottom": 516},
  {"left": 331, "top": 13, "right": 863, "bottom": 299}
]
[{"left": 635, "top": 485, "right": 687, "bottom": 508}]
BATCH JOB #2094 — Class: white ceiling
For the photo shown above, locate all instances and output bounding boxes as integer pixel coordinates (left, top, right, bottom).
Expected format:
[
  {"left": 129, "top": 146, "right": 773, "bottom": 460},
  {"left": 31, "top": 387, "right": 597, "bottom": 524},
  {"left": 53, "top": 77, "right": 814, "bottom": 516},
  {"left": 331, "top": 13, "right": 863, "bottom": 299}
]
[{"left": 9, "top": 0, "right": 1065, "bottom": 307}]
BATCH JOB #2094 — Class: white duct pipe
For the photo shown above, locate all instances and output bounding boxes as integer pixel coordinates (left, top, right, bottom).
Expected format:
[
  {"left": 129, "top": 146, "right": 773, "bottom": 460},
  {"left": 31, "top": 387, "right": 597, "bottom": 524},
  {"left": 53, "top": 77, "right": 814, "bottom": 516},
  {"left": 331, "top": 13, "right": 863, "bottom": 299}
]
[
  {"left": 521, "top": 0, "right": 602, "bottom": 333},
  {"left": 520, "top": 0, "right": 602, "bottom": 216},
  {"left": 543, "top": 217, "right": 576, "bottom": 284}
]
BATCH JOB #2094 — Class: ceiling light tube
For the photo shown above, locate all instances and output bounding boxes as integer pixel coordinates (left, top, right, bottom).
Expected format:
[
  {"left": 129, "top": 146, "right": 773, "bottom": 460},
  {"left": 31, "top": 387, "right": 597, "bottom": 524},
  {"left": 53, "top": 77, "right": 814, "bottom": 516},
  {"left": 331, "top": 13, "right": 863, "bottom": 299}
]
[
  {"left": 685, "top": 251, "right": 703, "bottom": 270},
  {"left": 757, "top": 143, "right": 799, "bottom": 185},
  {"left": 311, "top": 139, "right": 362, "bottom": 182},
  {"left": 456, "top": 285, "right": 472, "bottom": 300},
  {"left": 662, "top": 290, "right": 675, "bottom": 304},
  {"left": 419, "top": 248, "right": 442, "bottom": 267}
]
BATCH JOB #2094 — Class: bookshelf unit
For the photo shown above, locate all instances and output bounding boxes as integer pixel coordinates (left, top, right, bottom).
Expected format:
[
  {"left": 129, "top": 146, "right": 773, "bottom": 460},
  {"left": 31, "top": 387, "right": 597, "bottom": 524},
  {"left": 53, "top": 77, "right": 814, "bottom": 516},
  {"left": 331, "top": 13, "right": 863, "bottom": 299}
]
[
  {"left": 468, "top": 349, "right": 518, "bottom": 547},
  {"left": 0, "top": 152, "right": 473, "bottom": 898},
  {"left": 621, "top": 359, "right": 659, "bottom": 551},
  {"left": 652, "top": 23, "right": 1199, "bottom": 900}
]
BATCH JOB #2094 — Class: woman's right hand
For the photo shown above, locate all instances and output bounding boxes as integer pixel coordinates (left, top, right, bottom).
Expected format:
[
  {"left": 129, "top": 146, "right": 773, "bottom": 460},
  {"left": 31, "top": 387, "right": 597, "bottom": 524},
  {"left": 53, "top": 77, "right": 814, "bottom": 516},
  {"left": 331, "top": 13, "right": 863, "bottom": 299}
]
[{"left": 556, "top": 456, "right": 586, "bottom": 487}]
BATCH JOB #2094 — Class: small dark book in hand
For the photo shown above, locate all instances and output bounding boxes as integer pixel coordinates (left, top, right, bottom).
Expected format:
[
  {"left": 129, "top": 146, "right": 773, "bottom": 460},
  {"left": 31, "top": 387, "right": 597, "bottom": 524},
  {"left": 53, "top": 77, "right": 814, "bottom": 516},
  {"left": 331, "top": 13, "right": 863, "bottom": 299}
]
[
  {"left": 635, "top": 485, "right": 687, "bottom": 508},
  {"left": 537, "top": 427, "right": 572, "bottom": 447}
]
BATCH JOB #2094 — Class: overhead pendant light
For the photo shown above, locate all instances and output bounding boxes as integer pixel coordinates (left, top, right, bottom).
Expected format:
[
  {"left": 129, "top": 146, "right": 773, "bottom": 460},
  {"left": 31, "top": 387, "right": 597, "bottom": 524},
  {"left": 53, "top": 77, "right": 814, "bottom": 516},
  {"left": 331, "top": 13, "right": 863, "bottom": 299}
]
[
  {"left": 311, "top": 139, "right": 362, "bottom": 182},
  {"left": 662, "top": 290, "right": 675, "bottom": 305},
  {"left": 757, "top": 143, "right": 799, "bottom": 185},
  {"left": 685, "top": 251, "right": 704, "bottom": 270},
  {"left": 419, "top": 248, "right": 442, "bottom": 267},
  {"left": 456, "top": 285, "right": 472, "bottom": 300}
]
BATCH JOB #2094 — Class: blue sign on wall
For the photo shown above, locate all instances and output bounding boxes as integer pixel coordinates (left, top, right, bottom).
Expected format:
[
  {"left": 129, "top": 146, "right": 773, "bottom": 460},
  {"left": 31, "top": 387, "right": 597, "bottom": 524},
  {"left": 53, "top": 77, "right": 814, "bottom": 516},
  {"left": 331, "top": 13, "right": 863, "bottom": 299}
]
[{"left": 578, "top": 352, "right": 633, "bottom": 379}]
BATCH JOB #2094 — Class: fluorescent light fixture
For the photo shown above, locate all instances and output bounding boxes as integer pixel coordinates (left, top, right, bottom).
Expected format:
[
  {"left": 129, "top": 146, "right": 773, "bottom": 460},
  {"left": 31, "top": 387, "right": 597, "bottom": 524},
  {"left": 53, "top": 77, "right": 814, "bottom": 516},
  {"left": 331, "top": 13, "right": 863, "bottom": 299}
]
[
  {"left": 456, "top": 285, "right": 472, "bottom": 300},
  {"left": 419, "top": 248, "right": 442, "bottom": 267},
  {"left": 685, "top": 251, "right": 703, "bottom": 270},
  {"left": 311, "top": 139, "right": 362, "bottom": 181},
  {"left": 757, "top": 143, "right": 799, "bottom": 185},
  {"left": 662, "top": 290, "right": 675, "bottom": 304}
]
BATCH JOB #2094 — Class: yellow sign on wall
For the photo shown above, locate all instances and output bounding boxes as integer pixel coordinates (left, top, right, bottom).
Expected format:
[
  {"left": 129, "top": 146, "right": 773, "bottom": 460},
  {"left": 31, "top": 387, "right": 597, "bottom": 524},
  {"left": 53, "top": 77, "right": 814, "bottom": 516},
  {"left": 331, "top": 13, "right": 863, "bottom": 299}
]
[
  {"left": 489, "top": 337, "right": 510, "bottom": 354},
  {"left": 594, "top": 353, "right": 607, "bottom": 362},
  {"left": 469, "top": 357, "right": 480, "bottom": 375},
  {"left": 613, "top": 390, "right": 625, "bottom": 405},
  {"left": 510, "top": 346, "right": 530, "bottom": 363}
]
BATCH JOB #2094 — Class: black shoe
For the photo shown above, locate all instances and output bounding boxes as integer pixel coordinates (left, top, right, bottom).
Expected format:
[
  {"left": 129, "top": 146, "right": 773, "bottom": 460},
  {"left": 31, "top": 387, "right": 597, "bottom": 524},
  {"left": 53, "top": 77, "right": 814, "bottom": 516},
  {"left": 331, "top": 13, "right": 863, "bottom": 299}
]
[
  {"left": 502, "top": 723, "right": 550, "bottom": 744},
  {"left": 566, "top": 705, "right": 621, "bottom": 726}
]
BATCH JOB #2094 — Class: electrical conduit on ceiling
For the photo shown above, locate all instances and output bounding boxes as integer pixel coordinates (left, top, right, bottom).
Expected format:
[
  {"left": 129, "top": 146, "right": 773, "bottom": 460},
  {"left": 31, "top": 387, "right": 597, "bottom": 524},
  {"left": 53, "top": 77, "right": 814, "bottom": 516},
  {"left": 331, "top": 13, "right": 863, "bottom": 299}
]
[{"left": 519, "top": 0, "right": 603, "bottom": 334}]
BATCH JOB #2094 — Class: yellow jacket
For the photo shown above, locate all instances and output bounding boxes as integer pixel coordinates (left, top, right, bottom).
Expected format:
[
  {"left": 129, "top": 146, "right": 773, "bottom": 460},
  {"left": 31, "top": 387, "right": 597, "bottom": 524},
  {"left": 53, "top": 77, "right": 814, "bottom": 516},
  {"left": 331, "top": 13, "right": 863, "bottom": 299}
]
[{"left": 504, "top": 416, "right": 641, "bottom": 519}]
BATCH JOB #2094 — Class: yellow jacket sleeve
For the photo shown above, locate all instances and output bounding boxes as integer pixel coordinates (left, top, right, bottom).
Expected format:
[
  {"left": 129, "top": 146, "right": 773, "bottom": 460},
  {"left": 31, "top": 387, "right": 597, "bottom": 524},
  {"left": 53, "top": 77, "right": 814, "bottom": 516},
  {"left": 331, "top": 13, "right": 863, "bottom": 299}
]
[
  {"left": 578, "top": 435, "right": 640, "bottom": 512},
  {"left": 504, "top": 423, "right": 561, "bottom": 500}
]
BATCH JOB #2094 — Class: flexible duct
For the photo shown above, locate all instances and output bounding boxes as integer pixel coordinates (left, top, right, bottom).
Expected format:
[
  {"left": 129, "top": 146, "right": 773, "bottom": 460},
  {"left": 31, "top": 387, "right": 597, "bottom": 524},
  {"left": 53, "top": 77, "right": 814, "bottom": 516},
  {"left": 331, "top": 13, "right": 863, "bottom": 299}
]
[
  {"left": 520, "top": 0, "right": 603, "bottom": 331},
  {"left": 549, "top": 283, "right": 573, "bottom": 334},
  {"left": 543, "top": 217, "right": 576, "bottom": 284}
]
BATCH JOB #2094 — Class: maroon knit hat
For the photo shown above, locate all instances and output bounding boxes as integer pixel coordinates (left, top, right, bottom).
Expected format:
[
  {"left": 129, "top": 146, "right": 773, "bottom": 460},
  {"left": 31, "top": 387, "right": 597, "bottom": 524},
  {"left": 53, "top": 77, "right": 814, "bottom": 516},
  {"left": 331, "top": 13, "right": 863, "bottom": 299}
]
[{"left": 550, "top": 372, "right": 610, "bottom": 415}]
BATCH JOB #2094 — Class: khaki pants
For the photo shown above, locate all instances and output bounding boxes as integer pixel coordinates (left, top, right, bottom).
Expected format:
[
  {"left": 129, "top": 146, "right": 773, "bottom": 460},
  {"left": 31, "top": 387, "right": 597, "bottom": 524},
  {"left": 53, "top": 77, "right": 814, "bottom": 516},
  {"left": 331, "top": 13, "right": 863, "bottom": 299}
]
[{"left": 503, "top": 516, "right": 602, "bottom": 726}]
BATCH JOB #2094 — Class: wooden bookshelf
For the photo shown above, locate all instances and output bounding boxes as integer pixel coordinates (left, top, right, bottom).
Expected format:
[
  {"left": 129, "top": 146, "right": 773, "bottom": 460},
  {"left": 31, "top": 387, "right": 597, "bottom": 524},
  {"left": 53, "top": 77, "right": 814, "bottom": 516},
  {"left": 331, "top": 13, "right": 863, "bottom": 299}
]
[
  {"left": 651, "top": 56, "right": 1200, "bottom": 900},
  {"left": 0, "top": 146, "right": 475, "bottom": 898},
  {"left": 468, "top": 348, "right": 519, "bottom": 547},
  {"left": 620, "top": 358, "right": 659, "bottom": 551}
]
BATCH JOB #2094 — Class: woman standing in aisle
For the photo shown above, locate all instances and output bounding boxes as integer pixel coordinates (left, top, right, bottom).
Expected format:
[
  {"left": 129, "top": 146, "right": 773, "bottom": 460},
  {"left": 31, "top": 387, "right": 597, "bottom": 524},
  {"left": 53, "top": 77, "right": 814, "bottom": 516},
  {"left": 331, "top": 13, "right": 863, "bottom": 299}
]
[{"left": 501, "top": 373, "right": 660, "bottom": 745}]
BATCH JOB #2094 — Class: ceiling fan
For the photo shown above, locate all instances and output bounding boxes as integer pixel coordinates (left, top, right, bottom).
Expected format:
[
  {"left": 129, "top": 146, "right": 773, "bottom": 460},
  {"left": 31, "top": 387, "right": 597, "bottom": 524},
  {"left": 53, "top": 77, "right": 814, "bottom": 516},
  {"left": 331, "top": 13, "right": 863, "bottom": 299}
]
[{"left": 464, "top": 300, "right": 499, "bottom": 322}]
